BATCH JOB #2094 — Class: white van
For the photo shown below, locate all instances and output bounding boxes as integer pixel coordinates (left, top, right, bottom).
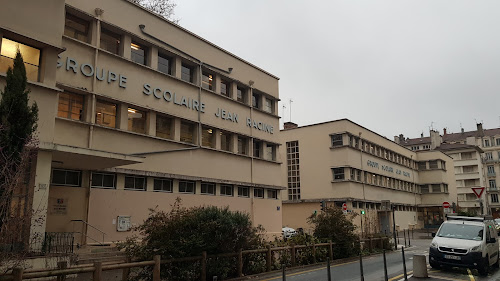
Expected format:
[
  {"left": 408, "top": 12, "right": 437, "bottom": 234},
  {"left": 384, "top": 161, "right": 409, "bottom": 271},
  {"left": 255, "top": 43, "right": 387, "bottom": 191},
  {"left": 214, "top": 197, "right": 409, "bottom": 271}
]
[{"left": 429, "top": 216, "right": 499, "bottom": 275}]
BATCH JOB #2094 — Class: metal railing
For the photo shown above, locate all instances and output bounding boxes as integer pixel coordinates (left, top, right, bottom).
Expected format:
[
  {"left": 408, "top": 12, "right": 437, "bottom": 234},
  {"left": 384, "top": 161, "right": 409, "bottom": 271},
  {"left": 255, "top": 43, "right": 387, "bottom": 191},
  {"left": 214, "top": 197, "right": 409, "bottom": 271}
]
[{"left": 71, "top": 219, "right": 107, "bottom": 245}]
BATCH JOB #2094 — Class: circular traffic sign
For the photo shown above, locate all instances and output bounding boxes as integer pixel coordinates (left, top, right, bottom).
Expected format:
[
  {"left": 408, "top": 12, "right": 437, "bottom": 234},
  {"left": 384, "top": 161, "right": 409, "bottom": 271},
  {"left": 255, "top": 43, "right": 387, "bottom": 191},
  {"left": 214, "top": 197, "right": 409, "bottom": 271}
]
[
  {"left": 442, "top": 202, "right": 450, "bottom": 208},
  {"left": 342, "top": 203, "right": 347, "bottom": 211}
]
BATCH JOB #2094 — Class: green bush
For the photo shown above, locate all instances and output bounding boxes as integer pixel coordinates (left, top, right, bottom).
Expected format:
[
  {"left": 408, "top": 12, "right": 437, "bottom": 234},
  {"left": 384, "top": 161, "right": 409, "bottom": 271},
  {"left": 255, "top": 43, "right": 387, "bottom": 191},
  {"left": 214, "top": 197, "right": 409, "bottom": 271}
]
[
  {"left": 308, "top": 206, "right": 360, "bottom": 259},
  {"left": 118, "top": 199, "right": 265, "bottom": 280}
]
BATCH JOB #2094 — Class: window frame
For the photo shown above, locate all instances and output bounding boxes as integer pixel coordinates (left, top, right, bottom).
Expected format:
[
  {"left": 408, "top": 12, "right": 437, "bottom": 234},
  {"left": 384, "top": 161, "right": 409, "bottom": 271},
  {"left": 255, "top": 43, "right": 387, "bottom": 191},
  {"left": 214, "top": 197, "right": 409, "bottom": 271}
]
[
  {"left": 181, "top": 63, "right": 194, "bottom": 83},
  {"left": 153, "top": 178, "right": 173, "bottom": 192},
  {"left": 0, "top": 38, "right": 41, "bottom": 82},
  {"left": 267, "top": 189, "right": 278, "bottom": 199},
  {"left": 179, "top": 180, "right": 196, "bottom": 194},
  {"left": 127, "top": 106, "right": 147, "bottom": 134},
  {"left": 254, "top": 188, "right": 264, "bottom": 198},
  {"left": 220, "top": 184, "right": 234, "bottom": 196},
  {"left": 332, "top": 168, "right": 345, "bottom": 181},
  {"left": 158, "top": 52, "right": 172, "bottom": 75},
  {"left": 124, "top": 175, "right": 146, "bottom": 191},
  {"left": 51, "top": 169, "right": 81, "bottom": 187},
  {"left": 64, "top": 13, "right": 90, "bottom": 43},
  {"left": 238, "top": 186, "right": 250, "bottom": 198},
  {"left": 131, "top": 41, "right": 147, "bottom": 65},
  {"left": 91, "top": 172, "right": 116, "bottom": 189},
  {"left": 100, "top": 27, "right": 121, "bottom": 55},
  {"left": 95, "top": 99, "right": 117, "bottom": 128},
  {"left": 201, "top": 182, "right": 216, "bottom": 195},
  {"left": 57, "top": 92, "right": 84, "bottom": 121}
]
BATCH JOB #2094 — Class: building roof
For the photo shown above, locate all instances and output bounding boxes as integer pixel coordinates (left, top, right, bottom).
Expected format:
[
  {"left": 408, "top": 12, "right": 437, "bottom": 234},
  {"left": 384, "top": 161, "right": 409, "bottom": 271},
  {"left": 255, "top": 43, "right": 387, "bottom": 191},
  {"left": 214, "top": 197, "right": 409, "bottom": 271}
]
[
  {"left": 401, "top": 137, "right": 431, "bottom": 146},
  {"left": 435, "top": 143, "right": 483, "bottom": 153}
]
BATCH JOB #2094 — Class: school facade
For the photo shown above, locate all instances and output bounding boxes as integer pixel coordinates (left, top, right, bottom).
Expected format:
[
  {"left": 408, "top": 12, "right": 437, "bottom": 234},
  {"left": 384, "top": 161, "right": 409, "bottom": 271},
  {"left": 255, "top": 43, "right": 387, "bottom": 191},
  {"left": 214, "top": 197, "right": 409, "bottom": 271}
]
[
  {"left": 0, "top": 0, "right": 283, "bottom": 246},
  {"left": 279, "top": 120, "right": 458, "bottom": 235}
]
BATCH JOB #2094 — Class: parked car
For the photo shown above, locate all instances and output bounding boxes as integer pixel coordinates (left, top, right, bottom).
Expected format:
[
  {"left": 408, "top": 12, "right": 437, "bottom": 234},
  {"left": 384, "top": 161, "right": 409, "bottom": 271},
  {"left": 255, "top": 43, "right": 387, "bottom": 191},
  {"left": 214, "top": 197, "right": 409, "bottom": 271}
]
[
  {"left": 282, "top": 227, "right": 297, "bottom": 240},
  {"left": 429, "top": 216, "right": 499, "bottom": 276},
  {"left": 494, "top": 218, "right": 500, "bottom": 233}
]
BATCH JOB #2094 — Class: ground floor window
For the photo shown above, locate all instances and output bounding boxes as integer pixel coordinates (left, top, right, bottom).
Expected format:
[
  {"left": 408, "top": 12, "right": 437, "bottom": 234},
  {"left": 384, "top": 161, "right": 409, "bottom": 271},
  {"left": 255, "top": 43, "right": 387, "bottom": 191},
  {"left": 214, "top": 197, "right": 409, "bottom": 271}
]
[
  {"left": 267, "top": 189, "right": 278, "bottom": 199},
  {"left": 254, "top": 188, "right": 264, "bottom": 198},
  {"left": 201, "top": 182, "right": 215, "bottom": 195},
  {"left": 124, "top": 175, "right": 146, "bottom": 190},
  {"left": 51, "top": 169, "right": 81, "bottom": 187},
  {"left": 179, "top": 180, "right": 195, "bottom": 193},
  {"left": 220, "top": 184, "right": 233, "bottom": 196},
  {"left": 238, "top": 186, "right": 249, "bottom": 198},
  {"left": 153, "top": 178, "right": 173, "bottom": 192},
  {"left": 91, "top": 172, "right": 115, "bottom": 188}
]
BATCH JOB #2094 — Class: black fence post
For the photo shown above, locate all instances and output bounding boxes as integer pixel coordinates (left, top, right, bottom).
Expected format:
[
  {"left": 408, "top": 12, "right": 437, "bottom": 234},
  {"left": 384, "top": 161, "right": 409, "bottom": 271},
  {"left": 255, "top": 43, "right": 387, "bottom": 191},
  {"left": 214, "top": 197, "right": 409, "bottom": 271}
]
[
  {"left": 407, "top": 229, "right": 411, "bottom": 247},
  {"left": 282, "top": 264, "right": 286, "bottom": 281},
  {"left": 402, "top": 247, "right": 408, "bottom": 281},
  {"left": 327, "top": 257, "right": 332, "bottom": 281},
  {"left": 359, "top": 253, "right": 364, "bottom": 281},
  {"left": 383, "top": 249, "right": 388, "bottom": 281},
  {"left": 403, "top": 230, "right": 407, "bottom": 247}
]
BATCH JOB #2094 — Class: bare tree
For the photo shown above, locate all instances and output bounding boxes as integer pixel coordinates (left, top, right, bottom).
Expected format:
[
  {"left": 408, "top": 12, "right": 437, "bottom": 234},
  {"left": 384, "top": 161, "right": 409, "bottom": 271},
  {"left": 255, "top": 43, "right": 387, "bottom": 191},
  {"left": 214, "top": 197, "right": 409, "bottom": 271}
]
[{"left": 131, "top": 0, "right": 179, "bottom": 23}]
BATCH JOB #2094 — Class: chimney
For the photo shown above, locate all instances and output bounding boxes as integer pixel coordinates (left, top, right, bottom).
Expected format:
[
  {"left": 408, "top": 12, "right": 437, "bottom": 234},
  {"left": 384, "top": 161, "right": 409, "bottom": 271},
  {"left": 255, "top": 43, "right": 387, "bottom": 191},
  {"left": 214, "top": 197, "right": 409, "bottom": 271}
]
[
  {"left": 394, "top": 136, "right": 399, "bottom": 143},
  {"left": 283, "top": 122, "right": 298, "bottom": 130},
  {"left": 420, "top": 132, "right": 424, "bottom": 138},
  {"left": 461, "top": 128, "right": 464, "bottom": 133},
  {"left": 477, "top": 123, "right": 484, "bottom": 137},
  {"left": 443, "top": 128, "right": 447, "bottom": 135}
]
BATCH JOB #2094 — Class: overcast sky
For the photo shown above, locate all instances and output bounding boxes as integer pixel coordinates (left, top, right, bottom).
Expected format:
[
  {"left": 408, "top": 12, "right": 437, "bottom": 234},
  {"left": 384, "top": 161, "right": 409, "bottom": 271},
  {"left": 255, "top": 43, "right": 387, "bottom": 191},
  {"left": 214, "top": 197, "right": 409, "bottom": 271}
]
[{"left": 176, "top": 1, "right": 500, "bottom": 139}]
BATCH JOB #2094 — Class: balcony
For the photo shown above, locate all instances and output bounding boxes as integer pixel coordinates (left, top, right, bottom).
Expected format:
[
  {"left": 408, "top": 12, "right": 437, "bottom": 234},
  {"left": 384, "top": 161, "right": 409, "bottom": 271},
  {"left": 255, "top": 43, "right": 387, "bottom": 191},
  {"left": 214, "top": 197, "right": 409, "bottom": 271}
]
[
  {"left": 488, "top": 172, "right": 496, "bottom": 177},
  {"left": 488, "top": 187, "right": 498, "bottom": 192}
]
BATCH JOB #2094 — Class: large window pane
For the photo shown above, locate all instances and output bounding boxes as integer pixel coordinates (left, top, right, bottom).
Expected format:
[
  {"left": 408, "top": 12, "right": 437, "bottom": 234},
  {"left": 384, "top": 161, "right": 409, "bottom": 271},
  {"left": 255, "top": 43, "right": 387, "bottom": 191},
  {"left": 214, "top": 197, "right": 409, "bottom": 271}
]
[
  {"left": 95, "top": 100, "right": 117, "bottom": 128},
  {"left": 180, "top": 121, "right": 195, "bottom": 143},
  {"left": 202, "top": 72, "right": 213, "bottom": 90},
  {"left": 128, "top": 107, "right": 146, "bottom": 134},
  {"left": 131, "top": 42, "right": 146, "bottom": 65},
  {"left": 64, "top": 13, "right": 89, "bottom": 43},
  {"left": 158, "top": 53, "right": 171, "bottom": 75},
  {"left": 100, "top": 28, "right": 120, "bottom": 54},
  {"left": 179, "top": 180, "right": 195, "bottom": 193},
  {"left": 202, "top": 127, "right": 215, "bottom": 148},
  {"left": 220, "top": 131, "right": 231, "bottom": 152},
  {"left": 58, "top": 92, "right": 84, "bottom": 121},
  {"left": 0, "top": 38, "right": 40, "bottom": 81},
  {"left": 181, "top": 64, "right": 193, "bottom": 83},
  {"left": 156, "top": 115, "right": 172, "bottom": 139}
]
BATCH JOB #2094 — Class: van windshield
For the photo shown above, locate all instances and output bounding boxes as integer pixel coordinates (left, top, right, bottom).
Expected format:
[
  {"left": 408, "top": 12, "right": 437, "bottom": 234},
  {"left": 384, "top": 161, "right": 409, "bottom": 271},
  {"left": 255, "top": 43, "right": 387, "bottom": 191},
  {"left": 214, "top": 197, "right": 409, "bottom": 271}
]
[{"left": 437, "top": 224, "right": 484, "bottom": 241}]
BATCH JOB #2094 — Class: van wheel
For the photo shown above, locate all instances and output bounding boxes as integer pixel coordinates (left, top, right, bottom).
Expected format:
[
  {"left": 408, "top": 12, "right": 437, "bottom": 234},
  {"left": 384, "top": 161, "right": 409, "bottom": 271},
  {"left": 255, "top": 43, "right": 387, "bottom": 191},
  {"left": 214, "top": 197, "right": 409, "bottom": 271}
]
[{"left": 478, "top": 256, "right": 489, "bottom": 276}]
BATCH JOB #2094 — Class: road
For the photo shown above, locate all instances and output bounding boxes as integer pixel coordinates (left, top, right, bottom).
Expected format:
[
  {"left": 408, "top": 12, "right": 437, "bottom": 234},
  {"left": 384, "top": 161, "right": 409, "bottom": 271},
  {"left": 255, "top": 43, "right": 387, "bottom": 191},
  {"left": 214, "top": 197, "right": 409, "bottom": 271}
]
[{"left": 256, "top": 238, "right": 500, "bottom": 281}]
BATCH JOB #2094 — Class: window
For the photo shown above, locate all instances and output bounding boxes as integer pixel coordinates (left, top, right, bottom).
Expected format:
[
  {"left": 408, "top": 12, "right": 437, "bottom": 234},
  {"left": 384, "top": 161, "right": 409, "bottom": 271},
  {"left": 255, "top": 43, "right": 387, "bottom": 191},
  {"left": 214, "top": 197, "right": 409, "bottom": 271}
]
[
  {"left": 462, "top": 152, "right": 473, "bottom": 160},
  {"left": 429, "top": 160, "right": 438, "bottom": 169},
  {"left": 352, "top": 201, "right": 358, "bottom": 208},
  {"left": 201, "top": 72, "right": 213, "bottom": 90},
  {"left": 58, "top": 92, "right": 84, "bottom": 121},
  {"left": 266, "top": 144, "right": 276, "bottom": 161},
  {"left": 463, "top": 166, "right": 475, "bottom": 173},
  {"left": 156, "top": 115, "right": 172, "bottom": 139},
  {"left": 0, "top": 38, "right": 40, "bottom": 81},
  {"left": 220, "top": 131, "right": 231, "bottom": 152},
  {"left": 131, "top": 42, "right": 147, "bottom": 65},
  {"left": 64, "top": 13, "right": 89, "bottom": 43},
  {"left": 490, "top": 180, "right": 497, "bottom": 190},
  {"left": 158, "top": 53, "right": 171, "bottom": 75},
  {"left": 253, "top": 140, "right": 262, "bottom": 158},
  {"left": 202, "top": 127, "right": 215, "bottom": 148},
  {"left": 220, "top": 80, "right": 229, "bottom": 97},
  {"left": 484, "top": 139, "right": 490, "bottom": 147},
  {"left": 100, "top": 28, "right": 120, "bottom": 54},
  {"left": 254, "top": 188, "right": 264, "bottom": 198},
  {"left": 332, "top": 168, "right": 344, "bottom": 181},
  {"left": 154, "top": 178, "right": 173, "bottom": 192},
  {"left": 485, "top": 152, "right": 493, "bottom": 160},
  {"left": 488, "top": 166, "right": 495, "bottom": 176},
  {"left": 180, "top": 121, "right": 195, "bottom": 143},
  {"left": 287, "top": 141, "right": 301, "bottom": 200},
  {"left": 179, "top": 180, "right": 195, "bottom": 193},
  {"left": 252, "top": 92, "right": 260, "bottom": 109},
  {"left": 220, "top": 184, "right": 233, "bottom": 196},
  {"left": 238, "top": 136, "right": 247, "bottom": 155},
  {"left": 464, "top": 179, "right": 477, "bottom": 187},
  {"left": 431, "top": 184, "right": 441, "bottom": 193},
  {"left": 264, "top": 98, "right": 273, "bottom": 113},
  {"left": 237, "top": 87, "right": 245, "bottom": 103},
  {"left": 201, "top": 182, "right": 215, "bottom": 195},
  {"left": 331, "top": 134, "right": 343, "bottom": 147},
  {"left": 124, "top": 175, "right": 146, "bottom": 190},
  {"left": 238, "top": 186, "right": 249, "bottom": 198},
  {"left": 421, "top": 185, "right": 429, "bottom": 193},
  {"left": 267, "top": 189, "right": 278, "bottom": 199},
  {"left": 496, "top": 138, "right": 500, "bottom": 146},
  {"left": 492, "top": 194, "right": 499, "bottom": 203},
  {"left": 128, "top": 107, "right": 146, "bottom": 134},
  {"left": 95, "top": 100, "right": 117, "bottom": 128},
  {"left": 418, "top": 162, "right": 427, "bottom": 170},
  {"left": 91, "top": 172, "right": 115, "bottom": 188},
  {"left": 51, "top": 169, "right": 81, "bottom": 186},
  {"left": 181, "top": 64, "right": 193, "bottom": 83}
]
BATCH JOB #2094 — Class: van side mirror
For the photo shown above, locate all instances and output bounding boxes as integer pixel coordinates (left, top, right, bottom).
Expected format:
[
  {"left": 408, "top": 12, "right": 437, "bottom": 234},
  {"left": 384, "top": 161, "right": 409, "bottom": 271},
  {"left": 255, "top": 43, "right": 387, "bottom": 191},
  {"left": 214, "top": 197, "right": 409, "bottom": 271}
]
[{"left": 431, "top": 232, "right": 436, "bottom": 237}]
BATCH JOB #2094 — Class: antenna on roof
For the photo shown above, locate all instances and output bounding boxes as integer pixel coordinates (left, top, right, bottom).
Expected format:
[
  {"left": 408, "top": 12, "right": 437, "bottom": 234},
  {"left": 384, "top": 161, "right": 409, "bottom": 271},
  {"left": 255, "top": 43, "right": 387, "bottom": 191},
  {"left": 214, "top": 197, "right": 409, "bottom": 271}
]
[{"left": 289, "top": 99, "right": 293, "bottom": 122}]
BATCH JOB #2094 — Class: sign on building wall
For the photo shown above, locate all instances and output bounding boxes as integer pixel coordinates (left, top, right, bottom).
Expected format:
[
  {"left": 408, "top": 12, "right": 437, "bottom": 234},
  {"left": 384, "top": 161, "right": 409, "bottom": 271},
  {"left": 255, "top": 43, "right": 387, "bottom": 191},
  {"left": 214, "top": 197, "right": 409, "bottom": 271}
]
[{"left": 49, "top": 197, "right": 68, "bottom": 215}]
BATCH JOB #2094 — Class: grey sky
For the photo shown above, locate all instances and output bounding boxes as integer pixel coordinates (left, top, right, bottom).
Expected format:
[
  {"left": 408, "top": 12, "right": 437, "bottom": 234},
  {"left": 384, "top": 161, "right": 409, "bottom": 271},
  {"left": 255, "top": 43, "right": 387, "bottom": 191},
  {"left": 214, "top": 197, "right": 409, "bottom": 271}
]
[{"left": 176, "top": 1, "right": 500, "bottom": 139}]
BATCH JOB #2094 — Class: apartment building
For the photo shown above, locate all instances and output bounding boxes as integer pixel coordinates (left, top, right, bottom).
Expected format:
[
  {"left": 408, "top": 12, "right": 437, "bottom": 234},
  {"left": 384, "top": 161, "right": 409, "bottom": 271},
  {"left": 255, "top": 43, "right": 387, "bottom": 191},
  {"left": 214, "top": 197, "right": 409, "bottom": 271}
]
[
  {"left": 0, "top": 0, "right": 283, "bottom": 247},
  {"left": 280, "top": 120, "right": 457, "bottom": 235},
  {"left": 397, "top": 124, "right": 500, "bottom": 216}
]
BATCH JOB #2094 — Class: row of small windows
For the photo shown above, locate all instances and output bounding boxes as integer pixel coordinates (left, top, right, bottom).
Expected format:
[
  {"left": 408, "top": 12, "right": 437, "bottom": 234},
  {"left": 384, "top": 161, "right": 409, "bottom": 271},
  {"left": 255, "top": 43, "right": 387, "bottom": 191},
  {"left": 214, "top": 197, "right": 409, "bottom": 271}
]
[
  {"left": 332, "top": 167, "right": 420, "bottom": 193},
  {"left": 351, "top": 201, "right": 417, "bottom": 212},
  {"left": 57, "top": 91, "right": 277, "bottom": 161},
  {"left": 51, "top": 169, "right": 279, "bottom": 199},
  {"left": 483, "top": 138, "right": 500, "bottom": 147},
  {"left": 410, "top": 145, "right": 430, "bottom": 151},
  {"left": 63, "top": 12, "right": 276, "bottom": 114},
  {"left": 331, "top": 134, "right": 416, "bottom": 169},
  {"left": 417, "top": 160, "right": 446, "bottom": 171}
]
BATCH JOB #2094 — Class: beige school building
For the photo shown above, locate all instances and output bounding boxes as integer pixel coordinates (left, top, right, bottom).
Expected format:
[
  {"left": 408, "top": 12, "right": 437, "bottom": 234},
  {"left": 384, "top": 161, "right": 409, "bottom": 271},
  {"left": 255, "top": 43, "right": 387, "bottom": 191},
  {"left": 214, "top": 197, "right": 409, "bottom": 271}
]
[
  {"left": 279, "top": 120, "right": 458, "bottom": 235},
  {"left": 0, "top": 0, "right": 284, "bottom": 247}
]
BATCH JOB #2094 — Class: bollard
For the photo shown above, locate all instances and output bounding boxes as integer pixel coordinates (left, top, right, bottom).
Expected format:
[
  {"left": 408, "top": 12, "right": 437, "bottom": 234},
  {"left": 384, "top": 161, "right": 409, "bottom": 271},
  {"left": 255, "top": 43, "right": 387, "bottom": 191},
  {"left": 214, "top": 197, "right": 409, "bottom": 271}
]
[
  {"left": 359, "top": 253, "right": 364, "bottom": 281},
  {"left": 282, "top": 264, "right": 286, "bottom": 281},
  {"left": 383, "top": 250, "right": 388, "bottom": 281},
  {"left": 327, "top": 257, "right": 332, "bottom": 281},
  {"left": 93, "top": 262, "right": 102, "bottom": 281},
  {"left": 201, "top": 251, "right": 207, "bottom": 281},
  {"left": 413, "top": 254, "right": 428, "bottom": 278},
  {"left": 408, "top": 229, "right": 411, "bottom": 247},
  {"left": 403, "top": 230, "right": 407, "bottom": 247},
  {"left": 153, "top": 255, "right": 161, "bottom": 281},
  {"left": 13, "top": 268, "right": 23, "bottom": 281},
  {"left": 266, "top": 244, "right": 272, "bottom": 272},
  {"left": 213, "top": 276, "right": 218, "bottom": 281},
  {"left": 402, "top": 247, "right": 408, "bottom": 281},
  {"left": 122, "top": 257, "right": 131, "bottom": 281}
]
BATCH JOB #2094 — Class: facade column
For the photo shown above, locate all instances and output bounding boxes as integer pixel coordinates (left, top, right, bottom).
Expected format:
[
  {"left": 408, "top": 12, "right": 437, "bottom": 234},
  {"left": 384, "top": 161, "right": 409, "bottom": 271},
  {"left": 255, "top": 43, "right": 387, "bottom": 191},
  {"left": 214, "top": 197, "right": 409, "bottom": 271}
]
[
  {"left": 172, "top": 57, "right": 182, "bottom": 79},
  {"left": 148, "top": 46, "right": 158, "bottom": 69},
  {"left": 118, "top": 104, "right": 128, "bottom": 131},
  {"left": 147, "top": 111, "right": 156, "bottom": 136},
  {"left": 29, "top": 151, "right": 53, "bottom": 250},
  {"left": 120, "top": 34, "right": 131, "bottom": 60},
  {"left": 173, "top": 118, "right": 181, "bottom": 142}
]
